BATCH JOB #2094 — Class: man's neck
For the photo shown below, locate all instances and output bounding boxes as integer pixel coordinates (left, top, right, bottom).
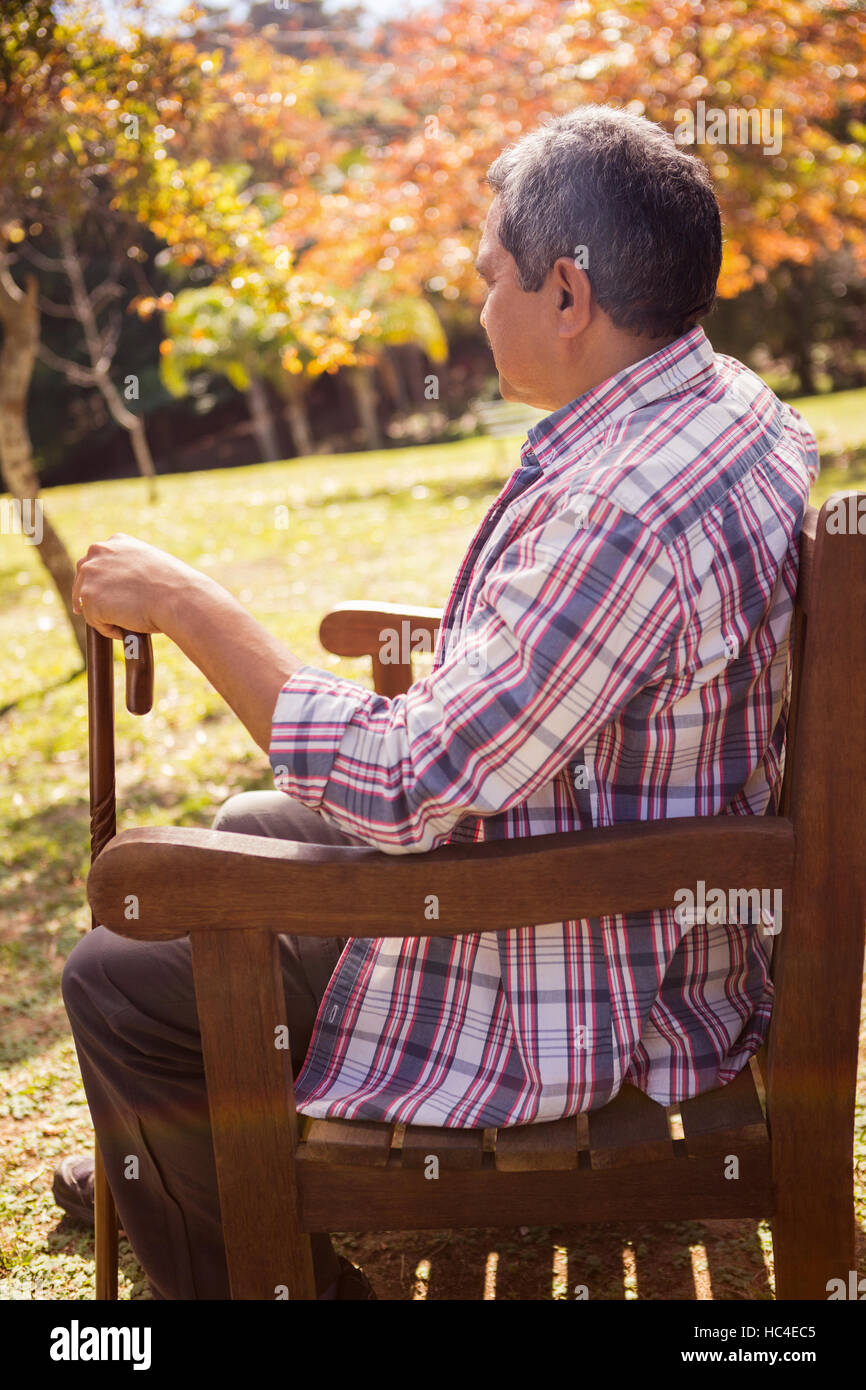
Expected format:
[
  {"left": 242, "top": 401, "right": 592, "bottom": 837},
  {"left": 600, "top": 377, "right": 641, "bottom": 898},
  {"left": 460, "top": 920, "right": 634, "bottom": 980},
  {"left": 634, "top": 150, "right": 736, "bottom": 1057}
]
[{"left": 549, "top": 329, "right": 685, "bottom": 411}]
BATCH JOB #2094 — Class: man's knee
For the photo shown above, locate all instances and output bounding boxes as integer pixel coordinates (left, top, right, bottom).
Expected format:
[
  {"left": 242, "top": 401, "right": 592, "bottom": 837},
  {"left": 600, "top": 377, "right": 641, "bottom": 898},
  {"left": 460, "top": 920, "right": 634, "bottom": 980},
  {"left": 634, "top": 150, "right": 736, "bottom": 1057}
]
[
  {"left": 210, "top": 790, "right": 295, "bottom": 837},
  {"left": 61, "top": 927, "right": 112, "bottom": 1028},
  {"left": 210, "top": 789, "right": 358, "bottom": 846},
  {"left": 62, "top": 926, "right": 196, "bottom": 1038}
]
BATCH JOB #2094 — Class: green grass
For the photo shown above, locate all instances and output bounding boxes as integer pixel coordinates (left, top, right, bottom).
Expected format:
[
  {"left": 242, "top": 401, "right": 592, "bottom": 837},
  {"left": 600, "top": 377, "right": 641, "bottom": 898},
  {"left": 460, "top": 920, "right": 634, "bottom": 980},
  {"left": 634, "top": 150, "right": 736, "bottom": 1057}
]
[
  {"left": 790, "top": 386, "right": 866, "bottom": 461},
  {"left": 1, "top": 389, "right": 865, "bottom": 1300}
]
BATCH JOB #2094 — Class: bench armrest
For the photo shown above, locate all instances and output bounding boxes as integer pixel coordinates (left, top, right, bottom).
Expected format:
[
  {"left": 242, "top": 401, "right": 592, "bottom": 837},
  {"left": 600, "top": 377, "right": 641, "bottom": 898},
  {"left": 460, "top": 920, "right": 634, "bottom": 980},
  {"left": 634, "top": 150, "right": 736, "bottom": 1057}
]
[
  {"left": 88, "top": 815, "right": 794, "bottom": 942},
  {"left": 318, "top": 601, "right": 443, "bottom": 697}
]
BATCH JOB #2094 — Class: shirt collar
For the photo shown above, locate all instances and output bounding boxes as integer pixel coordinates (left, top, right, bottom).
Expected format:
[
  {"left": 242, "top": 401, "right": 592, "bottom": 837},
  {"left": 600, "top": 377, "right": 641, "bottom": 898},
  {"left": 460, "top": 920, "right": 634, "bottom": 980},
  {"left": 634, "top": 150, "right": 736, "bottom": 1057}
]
[{"left": 522, "top": 325, "right": 717, "bottom": 470}]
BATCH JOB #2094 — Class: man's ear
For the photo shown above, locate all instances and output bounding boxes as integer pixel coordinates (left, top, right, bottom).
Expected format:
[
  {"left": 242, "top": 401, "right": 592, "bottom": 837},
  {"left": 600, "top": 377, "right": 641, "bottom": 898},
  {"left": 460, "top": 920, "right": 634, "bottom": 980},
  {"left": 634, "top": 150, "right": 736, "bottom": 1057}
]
[{"left": 553, "top": 255, "right": 592, "bottom": 336}]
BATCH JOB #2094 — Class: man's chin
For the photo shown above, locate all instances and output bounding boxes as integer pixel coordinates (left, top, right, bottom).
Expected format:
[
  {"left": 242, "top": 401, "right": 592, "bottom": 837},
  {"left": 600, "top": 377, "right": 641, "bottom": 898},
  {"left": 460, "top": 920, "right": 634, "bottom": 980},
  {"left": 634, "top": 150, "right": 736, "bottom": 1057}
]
[
  {"left": 498, "top": 374, "right": 522, "bottom": 403},
  {"left": 499, "top": 374, "right": 546, "bottom": 409}
]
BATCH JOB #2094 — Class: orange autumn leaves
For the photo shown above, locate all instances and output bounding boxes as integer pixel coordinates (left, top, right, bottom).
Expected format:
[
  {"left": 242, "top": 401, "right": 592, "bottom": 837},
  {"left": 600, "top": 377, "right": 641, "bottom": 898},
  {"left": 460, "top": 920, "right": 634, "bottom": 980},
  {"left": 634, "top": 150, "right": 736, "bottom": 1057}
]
[{"left": 4, "top": 0, "right": 864, "bottom": 380}]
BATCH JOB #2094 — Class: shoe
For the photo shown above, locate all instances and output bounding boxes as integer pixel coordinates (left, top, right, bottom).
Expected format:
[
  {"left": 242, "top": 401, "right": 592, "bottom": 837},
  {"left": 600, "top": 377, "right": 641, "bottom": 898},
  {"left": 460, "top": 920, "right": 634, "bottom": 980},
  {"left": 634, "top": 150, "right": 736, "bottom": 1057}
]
[
  {"left": 333, "top": 1255, "right": 377, "bottom": 1300},
  {"left": 54, "top": 1155, "right": 374, "bottom": 1297},
  {"left": 53, "top": 1154, "right": 96, "bottom": 1227},
  {"left": 52, "top": 1153, "right": 125, "bottom": 1235}
]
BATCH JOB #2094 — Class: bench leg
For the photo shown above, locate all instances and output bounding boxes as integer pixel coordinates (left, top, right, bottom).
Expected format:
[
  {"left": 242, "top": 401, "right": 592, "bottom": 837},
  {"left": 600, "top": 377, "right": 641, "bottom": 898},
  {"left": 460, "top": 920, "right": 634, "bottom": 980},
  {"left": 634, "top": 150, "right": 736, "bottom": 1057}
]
[
  {"left": 769, "top": 1096, "right": 856, "bottom": 1300},
  {"left": 192, "top": 929, "right": 317, "bottom": 1300}
]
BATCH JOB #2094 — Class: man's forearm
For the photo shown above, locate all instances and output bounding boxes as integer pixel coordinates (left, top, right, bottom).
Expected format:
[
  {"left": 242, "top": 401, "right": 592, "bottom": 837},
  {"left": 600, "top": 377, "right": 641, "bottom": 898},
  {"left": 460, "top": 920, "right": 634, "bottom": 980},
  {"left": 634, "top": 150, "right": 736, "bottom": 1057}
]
[{"left": 162, "top": 571, "right": 303, "bottom": 753}]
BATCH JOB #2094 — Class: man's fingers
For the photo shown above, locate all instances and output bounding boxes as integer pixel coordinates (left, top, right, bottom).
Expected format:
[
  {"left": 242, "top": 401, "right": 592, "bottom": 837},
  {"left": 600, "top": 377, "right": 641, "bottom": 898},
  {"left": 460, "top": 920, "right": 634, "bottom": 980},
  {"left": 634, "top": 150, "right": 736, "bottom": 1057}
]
[{"left": 87, "top": 618, "right": 123, "bottom": 640}]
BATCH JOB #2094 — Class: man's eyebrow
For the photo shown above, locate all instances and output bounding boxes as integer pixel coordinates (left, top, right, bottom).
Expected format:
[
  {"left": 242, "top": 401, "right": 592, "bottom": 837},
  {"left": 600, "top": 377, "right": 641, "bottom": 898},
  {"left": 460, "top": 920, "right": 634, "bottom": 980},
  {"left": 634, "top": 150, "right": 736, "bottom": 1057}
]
[{"left": 474, "top": 256, "right": 492, "bottom": 279}]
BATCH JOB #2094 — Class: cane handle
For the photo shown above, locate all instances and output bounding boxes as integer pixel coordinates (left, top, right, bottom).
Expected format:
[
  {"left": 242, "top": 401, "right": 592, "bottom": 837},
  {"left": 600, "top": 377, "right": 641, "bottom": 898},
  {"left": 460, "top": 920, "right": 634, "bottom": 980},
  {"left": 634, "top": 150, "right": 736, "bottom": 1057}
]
[{"left": 120, "top": 630, "right": 154, "bottom": 715}]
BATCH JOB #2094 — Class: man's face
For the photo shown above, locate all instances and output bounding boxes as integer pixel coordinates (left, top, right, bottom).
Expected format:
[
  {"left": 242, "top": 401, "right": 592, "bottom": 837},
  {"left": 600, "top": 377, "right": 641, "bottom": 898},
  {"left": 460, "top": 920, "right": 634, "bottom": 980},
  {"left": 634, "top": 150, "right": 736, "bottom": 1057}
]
[{"left": 475, "top": 197, "right": 563, "bottom": 410}]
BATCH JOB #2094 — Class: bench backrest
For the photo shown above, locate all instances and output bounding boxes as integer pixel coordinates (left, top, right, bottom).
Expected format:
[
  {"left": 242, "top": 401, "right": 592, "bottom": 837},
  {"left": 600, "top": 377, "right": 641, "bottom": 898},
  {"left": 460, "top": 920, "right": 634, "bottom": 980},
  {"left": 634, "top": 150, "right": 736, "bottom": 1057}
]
[{"left": 763, "top": 494, "right": 866, "bottom": 1202}]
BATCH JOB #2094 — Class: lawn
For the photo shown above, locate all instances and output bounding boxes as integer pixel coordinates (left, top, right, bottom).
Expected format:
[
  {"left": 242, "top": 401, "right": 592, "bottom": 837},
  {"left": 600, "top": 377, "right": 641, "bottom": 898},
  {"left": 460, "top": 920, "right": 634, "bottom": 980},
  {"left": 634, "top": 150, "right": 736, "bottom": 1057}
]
[
  {"left": 789, "top": 385, "right": 866, "bottom": 464},
  {"left": 1, "top": 390, "right": 865, "bottom": 1300}
]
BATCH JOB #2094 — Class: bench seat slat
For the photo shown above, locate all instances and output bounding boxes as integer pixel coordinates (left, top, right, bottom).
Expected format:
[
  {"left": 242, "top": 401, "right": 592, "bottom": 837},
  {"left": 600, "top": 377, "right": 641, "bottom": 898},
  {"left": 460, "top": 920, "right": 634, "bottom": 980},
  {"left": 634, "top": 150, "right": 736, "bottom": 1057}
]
[
  {"left": 679, "top": 1062, "right": 768, "bottom": 1156},
  {"left": 401, "top": 1126, "right": 484, "bottom": 1169},
  {"left": 495, "top": 1117, "right": 580, "bottom": 1171},
  {"left": 588, "top": 1084, "right": 673, "bottom": 1168},
  {"left": 298, "top": 1118, "right": 393, "bottom": 1166}
]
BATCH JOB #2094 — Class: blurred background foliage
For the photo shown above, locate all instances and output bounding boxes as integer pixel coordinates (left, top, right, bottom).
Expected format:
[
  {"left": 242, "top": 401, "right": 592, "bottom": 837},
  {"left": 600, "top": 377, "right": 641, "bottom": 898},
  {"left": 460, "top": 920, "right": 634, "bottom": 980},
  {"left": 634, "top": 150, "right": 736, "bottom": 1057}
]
[{"left": 0, "top": 0, "right": 864, "bottom": 489}]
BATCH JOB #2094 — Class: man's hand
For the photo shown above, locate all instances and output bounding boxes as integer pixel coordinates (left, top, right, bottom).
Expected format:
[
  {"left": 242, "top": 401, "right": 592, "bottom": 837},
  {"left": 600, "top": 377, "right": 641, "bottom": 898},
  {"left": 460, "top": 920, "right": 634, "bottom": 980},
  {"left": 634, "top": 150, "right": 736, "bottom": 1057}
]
[
  {"left": 73, "top": 533, "right": 196, "bottom": 640},
  {"left": 73, "top": 532, "right": 305, "bottom": 752}
]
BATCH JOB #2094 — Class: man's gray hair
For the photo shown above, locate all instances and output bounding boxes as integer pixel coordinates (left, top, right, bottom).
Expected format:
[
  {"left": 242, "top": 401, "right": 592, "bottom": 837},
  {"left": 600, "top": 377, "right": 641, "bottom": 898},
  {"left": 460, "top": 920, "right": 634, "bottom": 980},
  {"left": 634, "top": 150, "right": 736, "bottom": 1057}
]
[{"left": 485, "top": 105, "right": 722, "bottom": 339}]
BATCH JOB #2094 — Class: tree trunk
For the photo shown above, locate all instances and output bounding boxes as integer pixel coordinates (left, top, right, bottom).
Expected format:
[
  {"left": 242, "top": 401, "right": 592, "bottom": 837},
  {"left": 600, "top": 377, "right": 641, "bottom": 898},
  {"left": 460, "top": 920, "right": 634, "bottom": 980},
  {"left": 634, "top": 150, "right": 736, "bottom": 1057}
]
[
  {"left": 380, "top": 347, "right": 408, "bottom": 412},
  {"left": 346, "top": 366, "right": 383, "bottom": 451},
  {"left": 408, "top": 344, "right": 434, "bottom": 407},
  {"left": 245, "top": 374, "right": 281, "bottom": 462},
  {"left": 0, "top": 267, "right": 86, "bottom": 661},
  {"left": 280, "top": 376, "right": 314, "bottom": 457},
  {"left": 793, "top": 348, "right": 817, "bottom": 399},
  {"left": 790, "top": 329, "right": 817, "bottom": 397},
  {"left": 788, "top": 265, "right": 817, "bottom": 397},
  {"left": 97, "top": 371, "right": 158, "bottom": 503}
]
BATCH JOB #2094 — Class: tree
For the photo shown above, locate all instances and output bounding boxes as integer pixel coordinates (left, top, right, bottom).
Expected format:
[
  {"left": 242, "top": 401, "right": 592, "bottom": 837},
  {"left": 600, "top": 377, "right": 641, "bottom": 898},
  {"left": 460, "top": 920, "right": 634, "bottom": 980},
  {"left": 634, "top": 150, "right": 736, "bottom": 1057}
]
[
  {"left": 588, "top": 0, "right": 866, "bottom": 298},
  {"left": 35, "top": 214, "right": 160, "bottom": 501},
  {"left": 150, "top": 248, "right": 364, "bottom": 460},
  {"left": 281, "top": 0, "right": 866, "bottom": 332},
  {"left": 114, "top": 78, "right": 373, "bottom": 455},
  {"left": 0, "top": 1, "right": 209, "bottom": 500},
  {"left": 337, "top": 278, "right": 449, "bottom": 450},
  {"left": 156, "top": 279, "right": 307, "bottom": 460},
  {"left": 0, "top": 0, "right": 89, "bottom": 654},
  {"left": 204, "top": 0, "right": 366, "bottom": 60},
  {"left": 0, "top": 244, "right": 86, "bottom": 659}
]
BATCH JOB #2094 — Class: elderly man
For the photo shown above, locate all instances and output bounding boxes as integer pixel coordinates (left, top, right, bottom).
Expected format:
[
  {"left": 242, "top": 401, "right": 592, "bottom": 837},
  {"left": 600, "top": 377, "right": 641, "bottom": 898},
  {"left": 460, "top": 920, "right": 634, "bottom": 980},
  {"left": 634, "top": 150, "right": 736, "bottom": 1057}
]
[{"left": 55, "top": 104, "right": 818, "bottom": 1300}]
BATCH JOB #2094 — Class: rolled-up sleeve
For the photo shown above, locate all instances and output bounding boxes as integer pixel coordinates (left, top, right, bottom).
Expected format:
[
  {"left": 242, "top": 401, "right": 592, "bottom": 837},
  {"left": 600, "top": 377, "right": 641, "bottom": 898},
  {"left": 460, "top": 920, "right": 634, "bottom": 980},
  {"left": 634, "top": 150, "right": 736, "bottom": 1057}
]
[{"left": 269, "top": 496, "right": 683, "bottom": 853}]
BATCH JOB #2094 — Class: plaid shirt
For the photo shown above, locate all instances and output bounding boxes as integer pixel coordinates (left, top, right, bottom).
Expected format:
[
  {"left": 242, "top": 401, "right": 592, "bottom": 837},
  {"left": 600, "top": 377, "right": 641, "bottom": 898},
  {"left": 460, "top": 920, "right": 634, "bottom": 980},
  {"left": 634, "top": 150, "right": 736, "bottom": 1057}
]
[{"left": 270, "top": 326, "right": 819, "bottom": 1127}]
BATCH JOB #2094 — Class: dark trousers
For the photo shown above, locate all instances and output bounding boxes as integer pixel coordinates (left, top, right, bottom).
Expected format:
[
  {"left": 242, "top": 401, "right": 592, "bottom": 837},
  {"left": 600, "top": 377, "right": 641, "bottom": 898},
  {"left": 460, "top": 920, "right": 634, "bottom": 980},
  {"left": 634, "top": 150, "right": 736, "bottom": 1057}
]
[{"left": 62, "top": 791, "right": 367, "bottom": 1300}]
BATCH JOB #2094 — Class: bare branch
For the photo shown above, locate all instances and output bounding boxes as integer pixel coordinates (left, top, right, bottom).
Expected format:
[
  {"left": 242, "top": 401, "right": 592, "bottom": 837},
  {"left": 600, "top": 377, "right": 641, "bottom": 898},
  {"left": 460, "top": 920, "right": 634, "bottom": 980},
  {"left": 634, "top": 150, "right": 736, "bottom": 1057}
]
[
  {"left": 94, "top": 309, "right": 123, "bottom": 372},
  {"left": 37, "top": 341, "right": 97, "bottom": 387},
  {"left": 18, "top": 243, "right": 67, "bottom": 274},
  {"left": 39, "top": 297, "right": 78, "bottom": 318},
  {"left": 89, "top": 280, "right": 125, "bottom": 318},
  {"left": 0, "top": 261, "right": 25, "bottom": 315},
  {"left": 57, "top": 216, "right": 111, "bottom": 370},
  {"left": 131, "top": 260, "right": 157, "bottom": 298}
]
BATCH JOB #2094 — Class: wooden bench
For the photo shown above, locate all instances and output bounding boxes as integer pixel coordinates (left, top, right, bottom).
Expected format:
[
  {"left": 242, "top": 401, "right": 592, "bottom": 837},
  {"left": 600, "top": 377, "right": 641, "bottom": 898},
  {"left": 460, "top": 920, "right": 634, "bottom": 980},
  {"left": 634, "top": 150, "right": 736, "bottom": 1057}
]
[{"left": 88, "top": 493, "right": 866, "bottom": 1299}]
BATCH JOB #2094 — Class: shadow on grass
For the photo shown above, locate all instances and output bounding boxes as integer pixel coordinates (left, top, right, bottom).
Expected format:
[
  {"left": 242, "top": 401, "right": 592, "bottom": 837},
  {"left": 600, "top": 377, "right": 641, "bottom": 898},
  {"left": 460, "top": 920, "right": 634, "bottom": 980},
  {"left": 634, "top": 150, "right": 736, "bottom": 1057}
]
[
  {"left": 305, "top": 466, "right": 514, "bottom": 514},
  {"left": 47, "top": 1218, "right": 151, "bottom": 1300},
  {"left": 1, "top": 769, "right": 275, "bottom": 1069},
  {"left": 31, "top": 1188, "right": 866, "bottom": 1301},
  {"left": 342, "top": 1210, "right": 866, "bottom": 1299},
  {"left": 0, "top": 662, "right": 85, "bottom": 720}
]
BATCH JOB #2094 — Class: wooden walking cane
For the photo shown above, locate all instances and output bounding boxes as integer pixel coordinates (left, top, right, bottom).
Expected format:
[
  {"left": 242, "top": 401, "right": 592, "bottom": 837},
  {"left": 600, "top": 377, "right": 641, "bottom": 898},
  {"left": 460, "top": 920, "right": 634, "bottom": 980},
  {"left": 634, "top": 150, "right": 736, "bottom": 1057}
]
[{"left": 86, "top": 624, "right": 154, "bottom": 1300}]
